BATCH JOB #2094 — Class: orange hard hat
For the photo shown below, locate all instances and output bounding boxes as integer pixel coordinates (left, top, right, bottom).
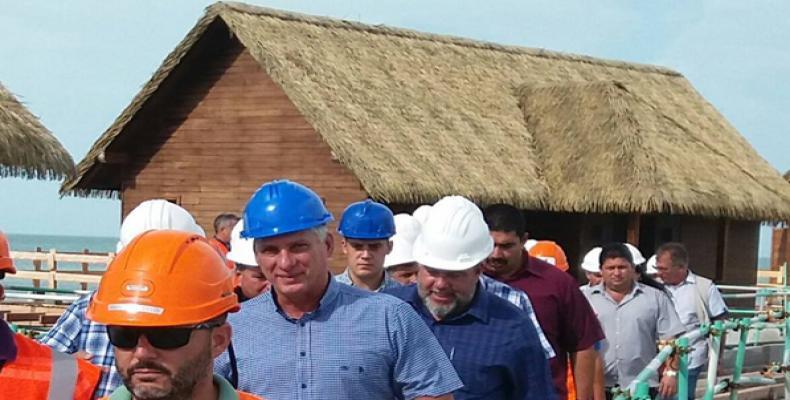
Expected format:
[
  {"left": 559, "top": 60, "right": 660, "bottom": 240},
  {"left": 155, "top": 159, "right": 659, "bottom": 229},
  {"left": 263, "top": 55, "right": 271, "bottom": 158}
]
[
  {"left": 0, "top": 231, "right": 16, "bottom": 274},
  {"left": 529, "top": 240, "right": 569, "bottom": 272},
  {"left": 87, "top": 230, "right": 239, "bottom": 327}
]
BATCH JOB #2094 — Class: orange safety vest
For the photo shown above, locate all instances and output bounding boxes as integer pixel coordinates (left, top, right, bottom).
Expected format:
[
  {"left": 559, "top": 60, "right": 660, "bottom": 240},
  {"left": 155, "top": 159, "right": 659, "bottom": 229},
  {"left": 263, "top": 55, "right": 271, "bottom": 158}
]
[
  {"left": 209, "top": 238, "right": 236, "bottom": 270},
  {"left": 0, "top": 333, "right": 101, "bottom": 400},
  {"left": 566, "top": 361, "right": 577, "bottom": 400}
]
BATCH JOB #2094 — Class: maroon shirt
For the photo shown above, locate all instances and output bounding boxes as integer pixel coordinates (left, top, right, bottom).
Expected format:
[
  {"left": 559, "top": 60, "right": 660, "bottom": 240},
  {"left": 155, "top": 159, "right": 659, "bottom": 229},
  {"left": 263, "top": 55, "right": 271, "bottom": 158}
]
[{"left": 498, "top": 252, "right": 604, "bottom": 400}]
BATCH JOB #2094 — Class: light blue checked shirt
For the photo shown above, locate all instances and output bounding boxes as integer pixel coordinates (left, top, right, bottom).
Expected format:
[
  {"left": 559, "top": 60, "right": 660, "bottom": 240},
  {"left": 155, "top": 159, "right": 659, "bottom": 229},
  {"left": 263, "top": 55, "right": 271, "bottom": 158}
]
[
  {"left": 215, "top": 276, "right": 463, "bottom": 399},
  {"left": 38, "top": 292, "right": 120, "bottom": 399},
  {"left": 479, "top": 275, "right": 556, "bottom": 359},
  {"left": 334, "top": 268, "right": 401, "bottom": 292}
]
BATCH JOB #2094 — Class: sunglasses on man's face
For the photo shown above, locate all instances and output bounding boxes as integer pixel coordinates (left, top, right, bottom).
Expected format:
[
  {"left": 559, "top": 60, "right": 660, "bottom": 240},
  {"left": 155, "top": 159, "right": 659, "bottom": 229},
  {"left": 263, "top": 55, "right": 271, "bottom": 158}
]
[{"left": 107, "top": 322, "right": 222, "bottom": 350}]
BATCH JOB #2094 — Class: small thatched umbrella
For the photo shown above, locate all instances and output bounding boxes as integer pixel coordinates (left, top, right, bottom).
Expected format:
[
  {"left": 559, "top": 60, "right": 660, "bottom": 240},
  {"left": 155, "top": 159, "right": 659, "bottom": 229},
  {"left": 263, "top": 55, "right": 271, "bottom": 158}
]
[{"left": 0, "top": 82, "right": 74, "bottom": 180}]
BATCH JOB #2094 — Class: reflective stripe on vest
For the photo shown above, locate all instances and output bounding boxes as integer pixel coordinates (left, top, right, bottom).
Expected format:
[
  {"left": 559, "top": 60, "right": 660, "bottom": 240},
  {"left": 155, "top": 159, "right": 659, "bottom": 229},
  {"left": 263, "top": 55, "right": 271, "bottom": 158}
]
[
  {"left": 0, "top": 333, "right": 97, "bottom": 400},
  {"left": 50, "top": 347, "right": 78, "bottom": 400}
]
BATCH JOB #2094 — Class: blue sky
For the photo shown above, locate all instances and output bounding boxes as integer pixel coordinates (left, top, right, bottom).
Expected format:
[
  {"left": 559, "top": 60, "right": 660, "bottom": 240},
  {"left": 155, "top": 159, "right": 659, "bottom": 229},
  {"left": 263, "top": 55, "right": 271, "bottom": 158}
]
[{"left": 0, "top": 1, "right": 787, "bottom": 257}]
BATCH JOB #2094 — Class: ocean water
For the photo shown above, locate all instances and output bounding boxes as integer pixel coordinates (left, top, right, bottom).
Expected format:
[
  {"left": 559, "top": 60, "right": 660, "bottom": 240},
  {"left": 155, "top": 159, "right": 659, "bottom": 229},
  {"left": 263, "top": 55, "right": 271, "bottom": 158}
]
[{"left": 5, "top": 233, "right": 117, "bottom": 291}]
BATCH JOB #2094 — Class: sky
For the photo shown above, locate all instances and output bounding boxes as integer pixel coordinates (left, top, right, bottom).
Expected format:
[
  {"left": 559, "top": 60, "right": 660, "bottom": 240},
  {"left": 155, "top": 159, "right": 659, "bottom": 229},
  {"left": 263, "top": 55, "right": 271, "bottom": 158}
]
[{"left": 0, "top": 1, "right": 787, "bottom": 256}]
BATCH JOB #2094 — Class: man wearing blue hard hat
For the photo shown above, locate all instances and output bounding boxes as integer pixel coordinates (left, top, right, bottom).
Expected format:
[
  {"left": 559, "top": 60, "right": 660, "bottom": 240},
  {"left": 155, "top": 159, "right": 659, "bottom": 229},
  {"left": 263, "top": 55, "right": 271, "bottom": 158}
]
[
  {"left": 334, "top": 199, "right": 401, "bottom": 292},
  {"left": 214, "top": 180, "right": 462, "bottom": 400}
]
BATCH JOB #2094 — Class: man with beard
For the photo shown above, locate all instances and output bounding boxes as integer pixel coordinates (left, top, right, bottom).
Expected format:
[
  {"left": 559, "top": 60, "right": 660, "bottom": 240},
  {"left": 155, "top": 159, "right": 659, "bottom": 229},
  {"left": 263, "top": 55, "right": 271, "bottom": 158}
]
[
  {"left": 482, "top": 204, "right": 605, "bottom": 400},
  {"left": 334, "top": 199, "right": 401, "bottom": 291},
  {"left": 387, "top": 196, "right": 555, "bottom": 400},
  {"left": 87, "top": 230, "right": 260, "bottom": 400}
]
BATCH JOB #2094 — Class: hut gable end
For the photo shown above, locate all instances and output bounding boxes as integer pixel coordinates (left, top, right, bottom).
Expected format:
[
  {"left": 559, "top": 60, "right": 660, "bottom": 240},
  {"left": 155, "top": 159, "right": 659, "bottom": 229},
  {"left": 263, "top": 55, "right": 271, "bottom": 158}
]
[{"left": 115, "top": 21, "right": 366, "bottom": 249}]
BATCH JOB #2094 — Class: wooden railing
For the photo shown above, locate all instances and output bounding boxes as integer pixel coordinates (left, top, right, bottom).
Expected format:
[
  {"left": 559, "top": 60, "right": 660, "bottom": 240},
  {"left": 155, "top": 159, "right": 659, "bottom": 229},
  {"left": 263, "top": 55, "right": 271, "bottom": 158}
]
[{"left": 9, "top": 249, "right": 114, "bottom": 290}]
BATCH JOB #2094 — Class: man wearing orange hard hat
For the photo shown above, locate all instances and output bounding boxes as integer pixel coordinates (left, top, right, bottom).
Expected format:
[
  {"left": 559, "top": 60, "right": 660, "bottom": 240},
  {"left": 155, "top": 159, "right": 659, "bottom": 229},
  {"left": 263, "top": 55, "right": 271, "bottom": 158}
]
[
  {"left": 86, "top": 230, "right": 260, "bottom": 400},
  {"left": 0, "top": 231, "right": 102, "bottom": 399}
]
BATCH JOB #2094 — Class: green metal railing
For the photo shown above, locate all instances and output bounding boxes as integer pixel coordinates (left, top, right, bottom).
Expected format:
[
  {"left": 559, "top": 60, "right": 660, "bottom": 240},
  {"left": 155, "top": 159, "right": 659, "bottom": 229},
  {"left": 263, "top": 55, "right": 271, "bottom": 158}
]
[{"left": 614, "top": 265, "right": 790, "bottom": 399}]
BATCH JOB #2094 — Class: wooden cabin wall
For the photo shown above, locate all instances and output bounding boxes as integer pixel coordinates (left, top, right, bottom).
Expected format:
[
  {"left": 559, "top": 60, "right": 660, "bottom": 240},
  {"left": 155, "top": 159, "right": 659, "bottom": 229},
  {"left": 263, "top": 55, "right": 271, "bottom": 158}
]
[{"left": 120, "top": 36, "right": 366, "bottom": 273}]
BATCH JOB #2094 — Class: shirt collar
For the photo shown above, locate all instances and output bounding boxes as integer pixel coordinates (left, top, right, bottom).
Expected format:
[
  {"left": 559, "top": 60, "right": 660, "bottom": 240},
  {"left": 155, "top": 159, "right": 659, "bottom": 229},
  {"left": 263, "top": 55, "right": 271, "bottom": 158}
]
[
  {"left": 108, "top": 375, "right": 240, "bottom": 399},
  {"left": 269, "top": 273, "right": 340, "bottom": 322},
  {"left": 0, "top": 321, "right": 17, "bottom": 362},
  {"left": 591, "top": 282, "right": 644, "bottom": 296},
  {"left": 337, "top": 268, "right": 394, "bottom": 292},
  {"left": 407, "top": 282, "right": 489, "bottom": 323},
  {"left": 519, "top": 251, "right": 544, "bottom": 277}
]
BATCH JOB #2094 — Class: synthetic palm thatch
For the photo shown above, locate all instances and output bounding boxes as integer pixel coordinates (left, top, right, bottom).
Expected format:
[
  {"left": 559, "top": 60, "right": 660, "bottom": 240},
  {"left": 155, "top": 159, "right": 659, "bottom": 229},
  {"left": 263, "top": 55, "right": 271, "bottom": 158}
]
[
  {"left": 0, "top": 83, "right": 74, "bottom": 180},
  {"left": 62, "top": 1, "right": 790, "bottom": 221}
]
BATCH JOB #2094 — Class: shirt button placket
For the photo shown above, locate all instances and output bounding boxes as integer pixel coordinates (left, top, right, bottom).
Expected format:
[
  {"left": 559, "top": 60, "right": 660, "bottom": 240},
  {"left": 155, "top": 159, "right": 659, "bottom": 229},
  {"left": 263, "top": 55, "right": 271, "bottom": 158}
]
[{"left": 296, "top": 319, "right": 308, "bottom": 400}]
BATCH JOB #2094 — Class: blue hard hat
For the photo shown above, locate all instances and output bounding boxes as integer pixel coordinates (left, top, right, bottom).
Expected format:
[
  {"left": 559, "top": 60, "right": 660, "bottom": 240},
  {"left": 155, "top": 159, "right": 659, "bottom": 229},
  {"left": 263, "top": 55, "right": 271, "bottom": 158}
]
[
  {"left": 241, "top": 180, "right": 334, "bottom": 239},
  {"left": 337, "top": 200, "right": 395, "bottom": 240}
]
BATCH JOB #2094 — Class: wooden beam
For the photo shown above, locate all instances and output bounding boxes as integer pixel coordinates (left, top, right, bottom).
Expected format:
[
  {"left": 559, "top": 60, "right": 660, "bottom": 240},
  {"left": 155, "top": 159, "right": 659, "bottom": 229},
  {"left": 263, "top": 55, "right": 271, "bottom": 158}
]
[
  {"left": 715, "top": 218, "right": 730, "bottom": 282},
  {"left": 627, "top": 214, "right": 641, "bottom": 245},
  {"left": 97, "top": 151, "right": 130, "bottom": 164}
]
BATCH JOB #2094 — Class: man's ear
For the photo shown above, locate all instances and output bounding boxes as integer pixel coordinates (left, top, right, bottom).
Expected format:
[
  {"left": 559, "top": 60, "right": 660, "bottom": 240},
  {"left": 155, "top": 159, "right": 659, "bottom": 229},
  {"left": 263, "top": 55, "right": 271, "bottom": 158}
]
[
  {"left": 520, "top": 232, "right": 529, "bottom": 245},
  {"left": 386, "top": 240, "right": 394, "bottom": 255},
  {"left": 325, "top": 232, "right": 335, "bottom": 258},
  {"left": 210, "top": 323, "right": 232, "bottom": 358}
]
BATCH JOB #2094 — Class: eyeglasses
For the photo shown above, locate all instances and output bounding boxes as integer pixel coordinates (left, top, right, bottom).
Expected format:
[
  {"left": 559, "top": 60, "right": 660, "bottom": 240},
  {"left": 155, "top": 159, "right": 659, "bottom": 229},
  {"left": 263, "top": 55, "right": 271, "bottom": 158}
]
[{"left": 107, "top": 322, "right": 222, "bottom": 350}]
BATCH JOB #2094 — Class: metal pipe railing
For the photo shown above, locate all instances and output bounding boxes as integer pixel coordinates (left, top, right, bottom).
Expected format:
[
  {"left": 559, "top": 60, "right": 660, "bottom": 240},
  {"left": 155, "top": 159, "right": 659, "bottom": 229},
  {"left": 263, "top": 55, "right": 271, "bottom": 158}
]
[{"left": 614, "top": 280, "right": 790, "bottom": 400}]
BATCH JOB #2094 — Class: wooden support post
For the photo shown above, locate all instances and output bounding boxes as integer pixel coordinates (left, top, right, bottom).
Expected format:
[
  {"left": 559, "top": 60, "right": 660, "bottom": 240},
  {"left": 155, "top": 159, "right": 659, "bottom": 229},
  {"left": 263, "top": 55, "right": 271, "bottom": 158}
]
[
  {"left": 81, "top": 248, "right": 90, "bottom": 291},
  {"left": 627, "top": 214, "right": 641, "bottom": 246},
  {"left": 715, "top": 219, "right": 730, "bottom": 283},
  {"left": 47, "top": 249, "right": 57, "bottom": 290},
  {"left": 32, "top": 246, "right": 42, "bottom": 289}
]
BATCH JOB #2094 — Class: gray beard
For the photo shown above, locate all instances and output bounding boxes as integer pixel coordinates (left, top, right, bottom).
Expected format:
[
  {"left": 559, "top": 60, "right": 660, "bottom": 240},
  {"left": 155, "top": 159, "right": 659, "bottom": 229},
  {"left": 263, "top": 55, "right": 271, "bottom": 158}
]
[{"left": 419, "top": 288, "right": 475, "bottom": 320}]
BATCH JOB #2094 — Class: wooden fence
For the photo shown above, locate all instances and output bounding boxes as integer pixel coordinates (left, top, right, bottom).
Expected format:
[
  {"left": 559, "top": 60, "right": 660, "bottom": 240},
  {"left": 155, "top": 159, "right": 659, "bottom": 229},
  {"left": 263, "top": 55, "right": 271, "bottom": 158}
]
[{"left": 9, "top": 248, "right": 114, "bottom": 290}]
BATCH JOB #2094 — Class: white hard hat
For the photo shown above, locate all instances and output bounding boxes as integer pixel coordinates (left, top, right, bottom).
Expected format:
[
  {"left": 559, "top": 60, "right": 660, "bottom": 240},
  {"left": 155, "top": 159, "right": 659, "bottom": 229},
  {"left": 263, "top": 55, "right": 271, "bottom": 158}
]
[
  {"left": 646, "top": 254, "right": 658, "bottom": 275},
  {"left": 524, "top": 239, "right": 538, "bottom": 251},
  {"left": 412, "top": 205, "right": 433, "bottom": 226},
  {"left": 226, "top": 219, "right": 256, "bottom": 267},
  {"left": 625, "top": 243, "right": 646, "bottom": 265},
  {"left": 581, "top": 247, "right": 602, "bottom": 273},
  {"left": 412, "top": 196, "right": 493, "bottom": 271},
  {"left": 384, "top": 214, "right": 422, "bottom": 268},
  {"left": 118, "top": 199, "right": 205, "bottom": 251}
]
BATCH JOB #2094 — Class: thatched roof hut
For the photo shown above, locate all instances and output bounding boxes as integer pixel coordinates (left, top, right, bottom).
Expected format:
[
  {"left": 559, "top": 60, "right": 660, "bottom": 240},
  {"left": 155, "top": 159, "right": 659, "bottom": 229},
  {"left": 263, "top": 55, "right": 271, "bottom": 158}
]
[
  {"left": 1, "top": 82, "right": 74, "bottom": 179},
  {"left": 61, "top": 1, "right": 790, "bottom": 222}
]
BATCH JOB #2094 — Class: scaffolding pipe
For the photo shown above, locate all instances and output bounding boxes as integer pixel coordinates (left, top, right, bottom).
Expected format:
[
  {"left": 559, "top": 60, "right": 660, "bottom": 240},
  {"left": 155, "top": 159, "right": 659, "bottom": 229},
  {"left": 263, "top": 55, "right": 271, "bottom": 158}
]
[
  {"left": 729, "top": 319, "right": 751, "bottom": 400},
  {"left": 677, "top": 336, "right": 689, "bottom": 400}
]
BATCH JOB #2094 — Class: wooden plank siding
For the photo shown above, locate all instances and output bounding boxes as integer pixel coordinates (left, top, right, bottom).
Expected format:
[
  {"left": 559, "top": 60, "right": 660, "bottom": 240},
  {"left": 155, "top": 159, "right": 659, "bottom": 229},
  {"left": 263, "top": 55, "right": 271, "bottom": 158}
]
[{"left": 120, "top": 34, "right": 367, "bottom": 273}]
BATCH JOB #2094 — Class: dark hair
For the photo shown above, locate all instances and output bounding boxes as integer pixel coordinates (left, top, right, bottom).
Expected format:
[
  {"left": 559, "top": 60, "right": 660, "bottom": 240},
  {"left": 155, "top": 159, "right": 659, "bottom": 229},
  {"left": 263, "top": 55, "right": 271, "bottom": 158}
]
[
  {"left": 635, "top": 263, "right": 668, "bottom": 293},
  {"left": 656, "top": 242, "right": 689, "bottom": 268},
  {"left": 599, "top": 242, "right": 633, "bottom": 266},
  {"left": 213, "top": 213, "right": 240, "bottom": 234},
  {"left": 482, "top": 204, "right": 526, "bottom": 238}
]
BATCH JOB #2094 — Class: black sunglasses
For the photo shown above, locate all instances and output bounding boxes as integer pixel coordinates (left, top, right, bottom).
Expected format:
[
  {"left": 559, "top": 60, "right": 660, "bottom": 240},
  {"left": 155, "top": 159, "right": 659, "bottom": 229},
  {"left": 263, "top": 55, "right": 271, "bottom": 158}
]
[{"left": 107, "top": 322, "right": 222, "bottom": 350}]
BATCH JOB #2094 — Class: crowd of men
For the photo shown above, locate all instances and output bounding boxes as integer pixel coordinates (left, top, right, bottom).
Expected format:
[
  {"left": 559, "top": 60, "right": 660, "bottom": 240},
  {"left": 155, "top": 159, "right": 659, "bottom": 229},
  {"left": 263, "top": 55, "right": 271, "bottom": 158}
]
[{"left": 0, "top": 179, "right": 728, "bottom": 400}]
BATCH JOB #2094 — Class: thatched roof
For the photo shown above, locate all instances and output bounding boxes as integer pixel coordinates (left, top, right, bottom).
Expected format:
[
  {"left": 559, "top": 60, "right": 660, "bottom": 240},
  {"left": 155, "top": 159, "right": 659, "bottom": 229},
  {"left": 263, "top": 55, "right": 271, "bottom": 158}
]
[
  {"left": 61, "top": 1, "right": 790, "bottom": 221},
  {"left": 519, "top": 80, "right": 790, "bottom": 219},
  {"left": 1, "top": 82, "right": 74, "bottom": 179}
]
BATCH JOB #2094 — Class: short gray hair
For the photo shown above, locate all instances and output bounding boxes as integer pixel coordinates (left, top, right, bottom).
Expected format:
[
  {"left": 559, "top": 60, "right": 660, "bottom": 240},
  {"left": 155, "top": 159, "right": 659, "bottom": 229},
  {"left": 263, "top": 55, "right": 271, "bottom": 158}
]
[{"left": 252, "top": 225, "right": 328, "bottom": 253}]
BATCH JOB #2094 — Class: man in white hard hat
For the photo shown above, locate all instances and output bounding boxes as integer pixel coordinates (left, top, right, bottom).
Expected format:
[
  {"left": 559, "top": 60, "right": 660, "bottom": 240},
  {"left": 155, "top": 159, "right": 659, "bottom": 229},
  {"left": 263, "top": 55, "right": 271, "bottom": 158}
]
[
  {"left": 387, "top": 196, "right": 556, "bottom": 400},
  {"left": 580, "top": 247, "right": 603, "bottom": 292},
  {"left": 226, "top": 219, "right": 269, "bottom": 302},
  {"left": 383, "top": 213, "right": 421, "bottom": 285},
  {"left": 39, "top": 199, "right": 206, "bottom": 398}
]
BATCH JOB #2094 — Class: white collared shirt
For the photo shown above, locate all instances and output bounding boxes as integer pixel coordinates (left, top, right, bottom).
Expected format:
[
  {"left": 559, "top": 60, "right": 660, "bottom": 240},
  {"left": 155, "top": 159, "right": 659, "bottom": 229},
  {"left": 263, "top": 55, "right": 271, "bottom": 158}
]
[{"left": 662, "top": 271, "right": 728, "bottom": 369}]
